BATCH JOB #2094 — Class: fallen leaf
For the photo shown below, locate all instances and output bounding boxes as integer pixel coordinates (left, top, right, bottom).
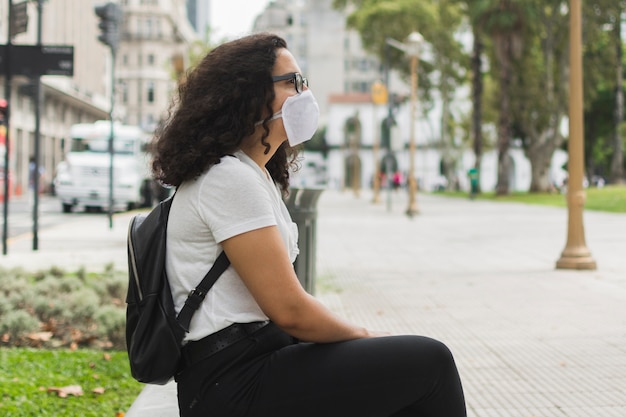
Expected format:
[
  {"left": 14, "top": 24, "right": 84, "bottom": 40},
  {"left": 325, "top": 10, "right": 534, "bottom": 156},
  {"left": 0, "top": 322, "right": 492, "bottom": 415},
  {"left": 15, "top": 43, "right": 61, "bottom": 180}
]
[
  {"left": 92, "top": 387, "right": 105, "bottom": 395},
  {"left": 116, "top": 412, "right": 126, "bottom": 417},
  {"left": 70, "top": 342, "right": 78, "bottom": 351},
  {"left": 103, "top": 353, "right": 111, "bottom": 361},
  {"left": 47, "top": 385, "right": 84, "bottom": 398},
  {"left": 27, "top": 332, "right": 53, "bottom": 342}
]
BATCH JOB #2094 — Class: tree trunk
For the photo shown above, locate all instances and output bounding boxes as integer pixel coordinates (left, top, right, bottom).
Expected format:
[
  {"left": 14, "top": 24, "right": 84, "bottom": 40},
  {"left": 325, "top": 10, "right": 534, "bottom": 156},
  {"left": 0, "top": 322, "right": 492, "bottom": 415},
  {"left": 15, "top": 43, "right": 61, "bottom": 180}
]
[
  {"left": 527, "top": 128, "right": 560, "bottom": 192},
  {"left": 495, "top": 34, "right": 512, "bottom": 195},
  {"left": 524, "top": 4, "right": 565, "bottom": 192},
  {"left": 439, "top": 56, "right": 454, "bottom": 189},
  {"left": 610, "top": 11, "right": 625, "bottom": 184},
  {"left": 471, "top": 28, "right": 484, "bottom": 193}
]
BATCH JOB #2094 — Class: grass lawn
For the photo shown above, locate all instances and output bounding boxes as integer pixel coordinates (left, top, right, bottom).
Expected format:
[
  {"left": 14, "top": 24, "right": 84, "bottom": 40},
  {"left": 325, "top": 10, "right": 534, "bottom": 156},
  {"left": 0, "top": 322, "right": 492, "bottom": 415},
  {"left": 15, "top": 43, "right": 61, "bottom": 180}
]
[
  {"left": 435, "top": 185, "right": 626, "bottom": 213},
  {"left": 0, "top": 348, "right": 144, "bottom": 417}
]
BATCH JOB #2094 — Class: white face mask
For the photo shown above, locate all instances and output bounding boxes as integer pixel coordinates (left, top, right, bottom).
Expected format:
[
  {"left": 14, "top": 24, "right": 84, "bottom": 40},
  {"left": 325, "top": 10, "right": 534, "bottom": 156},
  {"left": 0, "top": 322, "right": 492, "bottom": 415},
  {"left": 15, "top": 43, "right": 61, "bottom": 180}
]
[{"left": 258, "top": 90, "right": 320, "bottom": 147}]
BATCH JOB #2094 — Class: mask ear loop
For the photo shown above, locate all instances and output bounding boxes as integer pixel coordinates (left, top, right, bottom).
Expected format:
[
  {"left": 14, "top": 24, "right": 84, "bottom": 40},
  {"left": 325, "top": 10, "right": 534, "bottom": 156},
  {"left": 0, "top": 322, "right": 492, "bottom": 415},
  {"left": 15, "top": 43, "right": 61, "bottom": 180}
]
[{"left": 254, "top": 111, "right": 282, "bottom": 127}]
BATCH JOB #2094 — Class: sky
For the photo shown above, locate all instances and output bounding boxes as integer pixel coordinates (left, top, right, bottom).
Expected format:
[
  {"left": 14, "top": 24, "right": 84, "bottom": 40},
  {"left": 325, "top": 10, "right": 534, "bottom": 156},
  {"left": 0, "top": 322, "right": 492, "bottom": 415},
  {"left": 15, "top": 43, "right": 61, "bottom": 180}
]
[{"left": 210, "top": 0, "right": 271, "bottom": 42}]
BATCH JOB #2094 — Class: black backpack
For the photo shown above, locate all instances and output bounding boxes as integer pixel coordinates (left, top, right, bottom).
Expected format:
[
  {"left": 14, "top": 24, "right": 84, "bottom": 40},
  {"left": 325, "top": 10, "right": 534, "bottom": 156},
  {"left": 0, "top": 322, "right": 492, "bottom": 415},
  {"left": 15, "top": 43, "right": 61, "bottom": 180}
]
[{"left": 125, "top": 195, "right": 230, "bottom": 384}]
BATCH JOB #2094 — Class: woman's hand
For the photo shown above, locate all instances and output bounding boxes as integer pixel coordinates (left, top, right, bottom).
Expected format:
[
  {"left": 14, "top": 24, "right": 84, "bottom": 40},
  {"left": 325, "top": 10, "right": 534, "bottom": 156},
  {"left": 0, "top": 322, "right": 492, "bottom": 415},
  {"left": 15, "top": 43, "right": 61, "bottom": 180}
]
[{"left": 365, "top": 330, "right": 393, "bottom": 338}]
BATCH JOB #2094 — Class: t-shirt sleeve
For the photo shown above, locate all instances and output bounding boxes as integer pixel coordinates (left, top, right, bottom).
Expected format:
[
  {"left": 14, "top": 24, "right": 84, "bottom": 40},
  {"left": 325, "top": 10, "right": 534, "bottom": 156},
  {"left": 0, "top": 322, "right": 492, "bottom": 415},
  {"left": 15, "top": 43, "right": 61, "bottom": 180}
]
[{"left": 195, "top": 159, "right": 277, "bottom": 243}]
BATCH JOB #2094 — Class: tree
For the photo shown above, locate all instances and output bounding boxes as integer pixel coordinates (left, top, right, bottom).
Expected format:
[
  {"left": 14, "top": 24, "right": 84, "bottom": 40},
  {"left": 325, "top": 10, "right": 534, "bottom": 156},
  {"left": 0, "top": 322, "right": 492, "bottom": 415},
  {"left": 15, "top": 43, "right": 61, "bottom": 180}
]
[
  {"left": 579, "top": 0, "right": 625, "bottom": 183},
  {"left": 424, "top": 0, "right": 467, "bottom": 186},
  {"left": 509, "top": 1, "right": 568, "bottom": 192},
  {"left": 608, "top": 2, "right": 625, "bottom": 183},
  {"left": 335, "top": 0, "right": 466, "bottom": 188},
  {"left": 473, "top": 0, "right": 532, "bottom": 195},
  {"left": 461, "top": 0, "right": 487, "bottom": 192}
]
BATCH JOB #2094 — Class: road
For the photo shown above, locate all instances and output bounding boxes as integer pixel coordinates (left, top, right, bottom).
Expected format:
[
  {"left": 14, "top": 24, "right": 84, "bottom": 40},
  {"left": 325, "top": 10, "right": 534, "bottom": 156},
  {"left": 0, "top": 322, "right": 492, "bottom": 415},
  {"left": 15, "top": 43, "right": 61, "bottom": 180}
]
[{"left": 1, "top": 193, "right": 106, "bottom": 240}]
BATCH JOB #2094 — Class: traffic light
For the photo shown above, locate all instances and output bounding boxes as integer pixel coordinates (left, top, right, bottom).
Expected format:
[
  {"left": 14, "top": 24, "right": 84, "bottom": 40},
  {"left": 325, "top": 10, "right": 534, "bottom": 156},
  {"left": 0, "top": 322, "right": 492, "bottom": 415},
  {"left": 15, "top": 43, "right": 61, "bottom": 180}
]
[{"left": 94, "top": 3, "right": 122, "bottom": 51}]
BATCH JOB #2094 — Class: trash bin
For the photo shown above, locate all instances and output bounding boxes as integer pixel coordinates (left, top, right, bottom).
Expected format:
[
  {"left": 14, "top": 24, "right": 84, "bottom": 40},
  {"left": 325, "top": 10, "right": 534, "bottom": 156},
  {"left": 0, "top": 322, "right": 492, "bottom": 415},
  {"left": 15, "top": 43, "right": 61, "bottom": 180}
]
[{"left": 284, "top": 187, "right": 324, "bottom": 295}]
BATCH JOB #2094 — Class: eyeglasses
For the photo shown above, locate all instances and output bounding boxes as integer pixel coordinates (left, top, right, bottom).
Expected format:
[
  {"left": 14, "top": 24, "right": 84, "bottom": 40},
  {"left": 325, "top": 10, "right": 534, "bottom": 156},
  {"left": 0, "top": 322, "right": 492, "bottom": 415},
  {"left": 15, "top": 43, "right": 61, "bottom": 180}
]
[{"left": 272, "top": 72, "right": 309, "bottom": 94}]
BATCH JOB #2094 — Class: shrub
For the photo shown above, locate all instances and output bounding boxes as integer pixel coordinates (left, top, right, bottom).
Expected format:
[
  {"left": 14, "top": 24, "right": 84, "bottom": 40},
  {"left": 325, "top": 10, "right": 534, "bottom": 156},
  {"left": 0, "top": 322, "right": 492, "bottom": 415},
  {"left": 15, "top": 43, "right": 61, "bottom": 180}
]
[
  {"left": 0, "top": 310, "right": 40, "bottom": 343},
  {"left": 0, "top": 266, "right": 128, "bottom": 350},
  {"left": 95, "top": 305, "right": 127, "bottom": 349}
]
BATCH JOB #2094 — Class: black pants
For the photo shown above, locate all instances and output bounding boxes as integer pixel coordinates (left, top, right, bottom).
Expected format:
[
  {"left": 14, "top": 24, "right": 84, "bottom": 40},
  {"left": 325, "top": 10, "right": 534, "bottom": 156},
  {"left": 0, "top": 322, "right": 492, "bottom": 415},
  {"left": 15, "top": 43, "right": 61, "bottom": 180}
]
[{"left": 176, "top": 323, "right": 466, "bottom": 417}]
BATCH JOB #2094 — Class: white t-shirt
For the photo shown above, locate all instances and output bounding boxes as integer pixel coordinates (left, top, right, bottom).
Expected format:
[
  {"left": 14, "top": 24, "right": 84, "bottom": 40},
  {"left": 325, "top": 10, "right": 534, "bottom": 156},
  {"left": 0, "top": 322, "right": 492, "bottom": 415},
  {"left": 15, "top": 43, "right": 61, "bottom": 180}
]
[{"left": 165, "top": 150, "right": 299, "bottom": 342}]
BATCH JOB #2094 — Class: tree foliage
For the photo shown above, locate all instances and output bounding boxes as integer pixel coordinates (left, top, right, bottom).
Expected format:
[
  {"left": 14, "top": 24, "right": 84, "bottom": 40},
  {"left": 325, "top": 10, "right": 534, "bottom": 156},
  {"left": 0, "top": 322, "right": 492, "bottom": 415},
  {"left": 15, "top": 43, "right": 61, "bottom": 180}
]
[{"left": 335, "top": 0, "right": 626, "bottom": 191}]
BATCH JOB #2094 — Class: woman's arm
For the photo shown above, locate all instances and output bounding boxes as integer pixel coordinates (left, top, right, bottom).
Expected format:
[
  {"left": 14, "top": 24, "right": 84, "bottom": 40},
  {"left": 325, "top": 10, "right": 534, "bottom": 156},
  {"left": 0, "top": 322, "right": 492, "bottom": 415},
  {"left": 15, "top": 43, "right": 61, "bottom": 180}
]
[{"left": 221, "top": 225, "right": 380, "bottom": 343}]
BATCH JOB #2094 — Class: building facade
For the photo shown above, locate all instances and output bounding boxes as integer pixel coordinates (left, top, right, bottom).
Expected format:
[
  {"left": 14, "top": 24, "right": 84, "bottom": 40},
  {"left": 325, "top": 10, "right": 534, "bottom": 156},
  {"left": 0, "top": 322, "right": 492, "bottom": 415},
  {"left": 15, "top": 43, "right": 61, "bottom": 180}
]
[
  {"left": 186, "top": 0, "right": 211, "bottom": 40},
  {"left": 1, "top": 0, "right": 111, "bottom": 196},
  {"left": 117, "top": 0, "right": 197, "bottom": 130},
  {"left": 0, "top": 0, "right": 196, "bottom": 196}
]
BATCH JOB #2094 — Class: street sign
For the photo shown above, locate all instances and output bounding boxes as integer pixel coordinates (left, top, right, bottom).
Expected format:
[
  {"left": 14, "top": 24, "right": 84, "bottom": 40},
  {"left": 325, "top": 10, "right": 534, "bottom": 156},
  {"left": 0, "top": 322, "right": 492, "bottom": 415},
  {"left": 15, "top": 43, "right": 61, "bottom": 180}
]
[
  {"left": 371, "top": 80, "right": 388, "bottom": 105},
  {"left": 0, "top": 45, "right": 74, "bottom": 76},
  {"left": 10, "top": 2, "right": 29, "bottom": 38}
]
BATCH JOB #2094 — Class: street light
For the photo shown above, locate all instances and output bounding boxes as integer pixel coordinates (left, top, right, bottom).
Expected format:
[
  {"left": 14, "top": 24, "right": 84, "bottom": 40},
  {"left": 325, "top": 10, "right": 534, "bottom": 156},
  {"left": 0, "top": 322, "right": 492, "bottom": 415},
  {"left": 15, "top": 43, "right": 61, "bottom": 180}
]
[
  {"left": 387, "top": 32, "right": 424, "bottom": 217},
  {"left": 556, "top": 0, "right": 596, "bottom": 270}
]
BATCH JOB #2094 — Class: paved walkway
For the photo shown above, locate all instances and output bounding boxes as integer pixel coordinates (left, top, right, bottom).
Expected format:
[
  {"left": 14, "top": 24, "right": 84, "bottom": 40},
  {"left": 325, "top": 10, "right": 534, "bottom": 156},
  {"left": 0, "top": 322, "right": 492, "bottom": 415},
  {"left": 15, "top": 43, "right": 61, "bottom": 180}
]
[{"left": 2, "top": 189, "right": 625, "bottom": 416}]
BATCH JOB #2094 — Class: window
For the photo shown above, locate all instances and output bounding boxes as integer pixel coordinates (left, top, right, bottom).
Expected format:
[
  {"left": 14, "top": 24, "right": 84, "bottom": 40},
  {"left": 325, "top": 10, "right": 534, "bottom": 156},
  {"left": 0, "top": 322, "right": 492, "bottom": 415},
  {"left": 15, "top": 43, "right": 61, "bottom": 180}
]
[
  {"left": 145, "top": 18, "right": 153, "bottom": 37},
  {"left": 147, "top": 54, "right": 155, "bottom": 65},
  {"left": 147, "top": 81, "right": 155, "bottom": 103},
  {"left": 120, "top": 81, "right": 128, "bottom": 104}
]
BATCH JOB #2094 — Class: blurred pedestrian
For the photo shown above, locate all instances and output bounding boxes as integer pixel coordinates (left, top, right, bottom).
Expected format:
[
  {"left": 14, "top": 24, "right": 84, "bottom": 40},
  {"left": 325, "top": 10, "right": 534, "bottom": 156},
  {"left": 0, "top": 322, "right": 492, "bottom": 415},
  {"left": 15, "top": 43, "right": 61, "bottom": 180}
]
[{"left": 467, "top": 167, "right": 479, "bottom": 199}]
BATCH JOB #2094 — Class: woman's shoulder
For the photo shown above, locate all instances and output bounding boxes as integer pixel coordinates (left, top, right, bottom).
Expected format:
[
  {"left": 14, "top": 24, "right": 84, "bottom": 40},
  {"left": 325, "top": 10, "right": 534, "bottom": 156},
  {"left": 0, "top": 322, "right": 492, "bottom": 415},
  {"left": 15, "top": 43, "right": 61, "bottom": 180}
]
[
  {"left": 207, "top": 154, "right": 255, "bottom": 178},
  {"left": 197, "top": 154, "right": 264, "bottom": 192}
]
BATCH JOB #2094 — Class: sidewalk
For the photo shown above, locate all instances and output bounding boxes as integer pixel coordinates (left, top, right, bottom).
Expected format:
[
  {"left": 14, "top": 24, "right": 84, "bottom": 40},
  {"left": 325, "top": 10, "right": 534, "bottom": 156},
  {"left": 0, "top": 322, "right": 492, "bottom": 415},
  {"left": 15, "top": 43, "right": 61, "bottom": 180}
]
[
  {"left": 2, "top": 208, "right": 133, "bottom": 272},
  {"left": 316, "top": 190, "right": 625, "bottom": 417},
  {"left": 3, "top": 189, "right": 625, "bottom": 417}
]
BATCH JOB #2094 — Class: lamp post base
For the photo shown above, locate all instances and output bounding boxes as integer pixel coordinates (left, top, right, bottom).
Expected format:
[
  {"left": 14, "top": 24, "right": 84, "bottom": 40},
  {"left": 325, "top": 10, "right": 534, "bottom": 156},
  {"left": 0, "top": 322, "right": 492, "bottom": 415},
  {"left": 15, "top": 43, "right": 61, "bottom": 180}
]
[
  {"left": 556, "top": 249, "right": 597, "bottom": 270},
  {"left": 405, "top": 204, "right": 419, "bottom": 218}
]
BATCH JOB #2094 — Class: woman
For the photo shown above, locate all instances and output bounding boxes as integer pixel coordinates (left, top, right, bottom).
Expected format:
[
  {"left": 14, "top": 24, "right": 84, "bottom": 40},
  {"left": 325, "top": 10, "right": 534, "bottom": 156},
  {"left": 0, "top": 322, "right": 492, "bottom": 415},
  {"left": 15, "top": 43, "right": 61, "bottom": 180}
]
[{"left": 152, "top": 33, "right": 466, "bottom": 417}]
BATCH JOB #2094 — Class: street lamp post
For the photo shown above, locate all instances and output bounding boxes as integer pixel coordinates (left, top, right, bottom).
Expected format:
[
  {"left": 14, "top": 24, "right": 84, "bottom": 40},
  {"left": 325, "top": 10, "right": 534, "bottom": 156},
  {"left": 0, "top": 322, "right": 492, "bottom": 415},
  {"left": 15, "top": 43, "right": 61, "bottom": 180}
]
[
  {"left": 405, "top": 32, "right": 423, "bottom": 216},
  {"left": 556, "top": 0, "right": 596, "bottom": 270},
  {"left": 387, "top": 32, "right": 423, "bottom": 217}
]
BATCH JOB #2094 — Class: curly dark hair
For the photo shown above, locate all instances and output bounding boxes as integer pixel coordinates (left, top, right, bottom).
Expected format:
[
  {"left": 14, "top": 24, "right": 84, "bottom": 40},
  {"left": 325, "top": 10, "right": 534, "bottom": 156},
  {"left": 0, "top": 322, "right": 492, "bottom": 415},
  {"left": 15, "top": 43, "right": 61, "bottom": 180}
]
[{"left": 151, "top": 33, "right": 300, "bottom": 194}]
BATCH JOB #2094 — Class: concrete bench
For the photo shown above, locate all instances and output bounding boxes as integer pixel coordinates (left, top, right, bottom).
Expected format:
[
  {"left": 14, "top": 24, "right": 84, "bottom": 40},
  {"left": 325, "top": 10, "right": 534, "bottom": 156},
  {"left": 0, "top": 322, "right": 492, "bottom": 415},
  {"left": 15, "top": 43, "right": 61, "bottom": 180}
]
[{"left": 125, "top": 381, "right": 178, "bottom": 417}]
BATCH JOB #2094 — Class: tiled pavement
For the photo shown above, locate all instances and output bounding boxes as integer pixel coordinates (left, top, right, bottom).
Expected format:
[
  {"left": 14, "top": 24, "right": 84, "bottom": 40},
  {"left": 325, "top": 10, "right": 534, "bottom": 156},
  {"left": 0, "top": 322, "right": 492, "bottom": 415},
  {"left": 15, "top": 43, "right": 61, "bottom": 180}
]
[
  {"left": 315, "top": 190, "right": 625, "bottom": 417},
  {"left": 3, "top": 189, "right": 625, "bottom": 416}
]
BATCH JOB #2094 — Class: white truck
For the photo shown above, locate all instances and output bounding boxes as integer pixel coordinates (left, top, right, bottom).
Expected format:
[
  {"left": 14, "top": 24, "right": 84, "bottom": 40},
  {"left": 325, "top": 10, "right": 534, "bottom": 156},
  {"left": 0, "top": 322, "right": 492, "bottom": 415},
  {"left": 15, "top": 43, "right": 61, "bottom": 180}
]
[{"left": 54, "top": 121, "right": 164, "bottom": 213}]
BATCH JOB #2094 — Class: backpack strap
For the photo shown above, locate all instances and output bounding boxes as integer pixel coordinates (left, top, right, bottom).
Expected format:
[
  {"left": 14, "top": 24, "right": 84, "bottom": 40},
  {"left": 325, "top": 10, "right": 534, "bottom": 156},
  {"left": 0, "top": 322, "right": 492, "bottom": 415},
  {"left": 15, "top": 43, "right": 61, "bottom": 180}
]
[{"left": 177, "top": 251, "right": 231, "bottom": 332}]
